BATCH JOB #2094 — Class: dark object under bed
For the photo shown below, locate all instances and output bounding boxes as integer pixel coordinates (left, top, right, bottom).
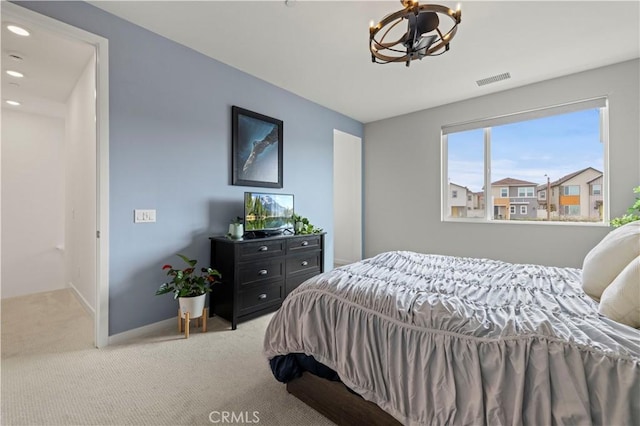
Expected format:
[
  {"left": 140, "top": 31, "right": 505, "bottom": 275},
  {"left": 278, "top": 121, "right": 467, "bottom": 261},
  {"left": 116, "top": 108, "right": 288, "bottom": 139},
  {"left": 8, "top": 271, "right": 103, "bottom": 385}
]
[{"left": 271, "top": 353, "right": 401, "bottom": 425}]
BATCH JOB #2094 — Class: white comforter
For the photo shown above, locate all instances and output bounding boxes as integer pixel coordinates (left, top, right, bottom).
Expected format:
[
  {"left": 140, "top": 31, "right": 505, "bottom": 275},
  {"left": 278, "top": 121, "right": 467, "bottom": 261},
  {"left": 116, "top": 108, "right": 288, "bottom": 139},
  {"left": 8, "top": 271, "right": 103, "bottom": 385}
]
[{"left": 263, "top": 251, "right": 640, "bottom": 425}]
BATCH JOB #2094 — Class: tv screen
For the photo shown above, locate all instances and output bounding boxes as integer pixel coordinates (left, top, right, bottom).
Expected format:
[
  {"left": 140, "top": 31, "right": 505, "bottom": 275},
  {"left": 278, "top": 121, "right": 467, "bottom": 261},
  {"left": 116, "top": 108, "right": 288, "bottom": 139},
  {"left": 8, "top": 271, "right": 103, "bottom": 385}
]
[{"left": 244, "top": 192, "right": 294, "bottom": 232}]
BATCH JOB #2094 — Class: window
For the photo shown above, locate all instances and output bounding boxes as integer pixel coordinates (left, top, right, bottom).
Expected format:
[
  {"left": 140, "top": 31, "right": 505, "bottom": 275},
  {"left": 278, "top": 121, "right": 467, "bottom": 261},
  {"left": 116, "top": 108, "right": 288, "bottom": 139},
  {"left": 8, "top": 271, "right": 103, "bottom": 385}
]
[
  {"left": 452, "top": 190, "right": 458, "bottom": 198},
  {"left": 563, "top": 205, "right": 580, "bottom": 216},
  {"left": 518, "top": 187, "right": 535, "bottom": 197},
  {"left": 592, "top": 184, "right": 602, "bottom": 195},
  {"left": 510, "top": 206, "right": 516, "bottom": 214},
  {"left": 520, "top": 205, "right": 527, "bottom": 215},
  {"left": 443, "top": 97, "right": 607, "bottom": 223},
  {"left": 563, "top": 186, "right": 580, "bottom": 196},
  {"left": 467, "top": 194, "right": 472, "bottom": 201}
]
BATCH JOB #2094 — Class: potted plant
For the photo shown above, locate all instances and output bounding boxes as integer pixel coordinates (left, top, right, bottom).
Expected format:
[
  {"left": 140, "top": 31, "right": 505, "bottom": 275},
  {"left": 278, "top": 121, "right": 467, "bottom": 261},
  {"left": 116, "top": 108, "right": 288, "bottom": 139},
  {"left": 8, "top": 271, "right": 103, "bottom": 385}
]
[
  {"left": 156, "top": 254, "right": 222, "bottom": 321},
  {"left": 611, "top": 186, "right": 640, "bottom": 228},
  {"left": 291, "top": 214, "right": 323, "bottom": 235},
  {"left": 228, "top": 216, "right": 244, "bottom": 239}
]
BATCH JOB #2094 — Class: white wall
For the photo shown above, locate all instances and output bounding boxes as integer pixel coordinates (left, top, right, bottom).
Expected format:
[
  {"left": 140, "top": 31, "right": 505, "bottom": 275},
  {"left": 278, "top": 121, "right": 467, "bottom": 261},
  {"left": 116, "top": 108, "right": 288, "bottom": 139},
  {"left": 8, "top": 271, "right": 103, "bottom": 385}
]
[
  {"left": 364, "top": 59, "right": 640, "bottom": 268},
  {"left": 1, "top": 109, "right": 66, "bottom": 298},
  {"left": 333, "top": 130, "right": 362, "bottom": 266},
  {"left": 65, "top": 55, "right": 97, "bottom": 313}
]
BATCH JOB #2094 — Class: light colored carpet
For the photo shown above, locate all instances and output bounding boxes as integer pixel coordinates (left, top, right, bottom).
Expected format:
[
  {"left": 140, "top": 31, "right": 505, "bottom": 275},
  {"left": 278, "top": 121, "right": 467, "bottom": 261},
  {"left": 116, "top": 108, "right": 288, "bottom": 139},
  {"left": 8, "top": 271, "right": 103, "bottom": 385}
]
[{"left": 1, "top": 289, "right": 334, "bottom": 426}]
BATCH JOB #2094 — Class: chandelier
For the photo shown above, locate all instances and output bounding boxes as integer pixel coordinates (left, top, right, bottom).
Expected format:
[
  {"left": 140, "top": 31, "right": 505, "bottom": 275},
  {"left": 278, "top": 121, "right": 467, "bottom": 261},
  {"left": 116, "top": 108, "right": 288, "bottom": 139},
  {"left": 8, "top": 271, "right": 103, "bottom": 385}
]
[{"left": 369, "top": 0, "right": 462, "bottom": 67}]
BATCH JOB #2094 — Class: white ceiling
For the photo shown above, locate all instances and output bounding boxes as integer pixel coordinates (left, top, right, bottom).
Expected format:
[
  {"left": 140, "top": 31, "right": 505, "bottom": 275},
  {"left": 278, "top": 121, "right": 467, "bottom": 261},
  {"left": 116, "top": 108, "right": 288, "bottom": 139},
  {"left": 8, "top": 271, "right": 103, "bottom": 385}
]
[
  {"left": 88, "top": 0, "right": 640, "bottom": 123},
  {"left": 1, "top": 12, "right": 94, "bottom": 117},
  {"left": 2, "top": 2, "right": 638, "bottom": 123}
]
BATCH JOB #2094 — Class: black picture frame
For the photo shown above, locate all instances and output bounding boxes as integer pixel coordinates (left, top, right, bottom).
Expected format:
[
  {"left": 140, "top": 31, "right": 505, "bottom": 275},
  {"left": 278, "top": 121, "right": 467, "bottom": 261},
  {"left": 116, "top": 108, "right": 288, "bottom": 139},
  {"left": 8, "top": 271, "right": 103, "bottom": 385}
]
[{"left": 232, "top": 106, "right": 283, "bottom": 188}]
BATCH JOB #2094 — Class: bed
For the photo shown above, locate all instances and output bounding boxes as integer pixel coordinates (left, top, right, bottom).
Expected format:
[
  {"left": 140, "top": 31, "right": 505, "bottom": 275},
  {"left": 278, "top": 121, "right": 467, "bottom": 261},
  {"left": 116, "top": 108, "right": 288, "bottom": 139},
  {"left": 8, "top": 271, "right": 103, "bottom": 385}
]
[{"left": 263, "top": 249, "right": 640, "bottom": 425}]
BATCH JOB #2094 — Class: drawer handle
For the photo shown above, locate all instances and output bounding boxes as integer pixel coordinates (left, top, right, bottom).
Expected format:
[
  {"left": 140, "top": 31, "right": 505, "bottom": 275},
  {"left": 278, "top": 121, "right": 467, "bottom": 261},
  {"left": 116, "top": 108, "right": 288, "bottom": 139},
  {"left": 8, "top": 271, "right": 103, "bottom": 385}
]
[
  {"left": 258, "top": 269, "right": 268, "bottom": 276},
  {"left": 301, "top": 260, "right": 309, "bottom": 266},
  {"left": 301, "top": 241, "right": 309, "bottom": 246},
  {"left": 258, "top": 293, "right": 267, "bottom": 300},
  {"left": 258, "top": 246, "right": 269, "bottom": 252}
]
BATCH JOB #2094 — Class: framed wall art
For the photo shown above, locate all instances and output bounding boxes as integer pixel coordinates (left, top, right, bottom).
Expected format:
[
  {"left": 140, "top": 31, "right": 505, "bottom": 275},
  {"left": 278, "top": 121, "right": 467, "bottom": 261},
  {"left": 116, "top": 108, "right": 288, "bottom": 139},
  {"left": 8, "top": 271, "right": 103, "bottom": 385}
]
[{"left": 232, "top": 106, "right": 283, "bottom": 188}]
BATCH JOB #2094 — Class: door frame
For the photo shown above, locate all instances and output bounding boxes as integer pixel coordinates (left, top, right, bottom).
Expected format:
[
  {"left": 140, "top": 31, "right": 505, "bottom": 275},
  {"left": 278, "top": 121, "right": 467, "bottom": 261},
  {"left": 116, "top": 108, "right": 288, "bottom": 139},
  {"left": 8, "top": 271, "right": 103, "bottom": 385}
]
[
  {"left": 333, "top": 129, "right": 363, "bottom": 267},
  {"left": 3, "top": 2, "right": 110, "bottom": 347}
]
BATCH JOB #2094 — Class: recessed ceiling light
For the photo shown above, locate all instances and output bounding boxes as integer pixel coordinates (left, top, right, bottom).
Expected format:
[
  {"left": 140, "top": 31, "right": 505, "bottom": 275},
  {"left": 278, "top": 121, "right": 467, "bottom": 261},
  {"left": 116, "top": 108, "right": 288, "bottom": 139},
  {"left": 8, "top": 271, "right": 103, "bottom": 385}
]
[
  {"left": 6, "top": 70, "right": 24, "bottom": 78},
  {"left": 7, "top": 25, "right": 30, "bottom": 36},
  {"left": 6, "top": 100, "right": 21, "bottom": 106}
]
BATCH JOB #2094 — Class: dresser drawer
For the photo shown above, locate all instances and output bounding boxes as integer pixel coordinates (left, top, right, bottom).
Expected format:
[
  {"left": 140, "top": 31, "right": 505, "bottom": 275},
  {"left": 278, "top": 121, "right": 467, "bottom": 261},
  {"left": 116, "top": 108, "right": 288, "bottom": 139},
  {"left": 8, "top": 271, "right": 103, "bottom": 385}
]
[
  {"left": 239, "top": 282, "right": 283, "bottom": 314},
  {"left": 238, "top": 259, "right": 284, "bottom": 287},
  {"left": 286, "top": 252, "right": 321, "bottom": 276},
  {"left": 239, "top": 240, "right": 285, "bottom": 261},
  {"left": 287, "top": 235, "right": 322, "bottom": 253},
  {"left": 286, "top": 270, "right": 321, "bottom": 294}
]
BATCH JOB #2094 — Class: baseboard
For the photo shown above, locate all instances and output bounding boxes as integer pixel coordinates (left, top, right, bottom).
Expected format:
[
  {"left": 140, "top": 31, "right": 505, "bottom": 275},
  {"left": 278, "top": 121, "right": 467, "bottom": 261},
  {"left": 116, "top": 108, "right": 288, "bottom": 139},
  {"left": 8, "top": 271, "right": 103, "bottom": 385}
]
[
  {"left": 107, "top": 317, "right": 176, "bottom": 346},
  {"left": 334, "top": 258, "right": 356, "bottom": 267},
  {"left": 68, "top": 281, "right": 95, "bottom": 319}
]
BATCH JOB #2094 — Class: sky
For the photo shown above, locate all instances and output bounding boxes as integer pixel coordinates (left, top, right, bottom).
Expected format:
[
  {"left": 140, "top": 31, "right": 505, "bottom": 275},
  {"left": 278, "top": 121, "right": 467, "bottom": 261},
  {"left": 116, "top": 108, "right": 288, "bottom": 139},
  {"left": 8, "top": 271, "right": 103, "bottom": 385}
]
[{"left": 447, "top": 108, "right": 603, "bottom": 193}]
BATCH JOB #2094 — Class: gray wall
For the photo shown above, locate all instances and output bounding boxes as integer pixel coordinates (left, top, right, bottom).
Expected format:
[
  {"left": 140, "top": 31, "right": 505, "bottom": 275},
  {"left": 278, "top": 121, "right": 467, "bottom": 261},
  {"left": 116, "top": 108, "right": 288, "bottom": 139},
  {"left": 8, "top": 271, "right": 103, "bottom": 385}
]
[
  {"left": 364, "top": 59, "right": 639, "bottom": 268},
  {"left": 17, "top": 1, "right": 363, "bottom": 335}
]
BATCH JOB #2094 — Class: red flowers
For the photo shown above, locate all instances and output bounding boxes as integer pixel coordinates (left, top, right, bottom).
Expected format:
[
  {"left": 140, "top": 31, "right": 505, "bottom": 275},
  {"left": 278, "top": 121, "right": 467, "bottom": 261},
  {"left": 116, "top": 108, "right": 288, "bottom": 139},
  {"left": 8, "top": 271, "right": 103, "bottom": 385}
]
[{"left": 162, "top": 264, "right": 172, "bottom": 270}]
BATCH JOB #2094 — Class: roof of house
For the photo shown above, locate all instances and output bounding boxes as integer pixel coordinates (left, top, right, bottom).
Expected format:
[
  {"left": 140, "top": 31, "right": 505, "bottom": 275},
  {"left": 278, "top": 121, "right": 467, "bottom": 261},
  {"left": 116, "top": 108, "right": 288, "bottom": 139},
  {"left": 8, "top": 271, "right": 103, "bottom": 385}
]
[
  {"left": 586, "top": 174, "right": 604, "bottom": 184},
  {"left": 491, "top": 177, "right": 539, "bottom": 187},
  {"left": 449, "top": 182, "right": 469, "bottom": 190},
  {"left": 549, "top": 167, "right": 602, "bottom": 187}
]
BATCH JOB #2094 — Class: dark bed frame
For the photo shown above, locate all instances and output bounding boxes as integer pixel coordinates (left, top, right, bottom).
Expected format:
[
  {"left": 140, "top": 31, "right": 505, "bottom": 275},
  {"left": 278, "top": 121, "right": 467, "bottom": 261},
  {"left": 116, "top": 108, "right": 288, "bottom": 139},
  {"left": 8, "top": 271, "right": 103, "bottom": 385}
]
[{"left": 286, "top": 372, "right": 402, "bottom": 425}]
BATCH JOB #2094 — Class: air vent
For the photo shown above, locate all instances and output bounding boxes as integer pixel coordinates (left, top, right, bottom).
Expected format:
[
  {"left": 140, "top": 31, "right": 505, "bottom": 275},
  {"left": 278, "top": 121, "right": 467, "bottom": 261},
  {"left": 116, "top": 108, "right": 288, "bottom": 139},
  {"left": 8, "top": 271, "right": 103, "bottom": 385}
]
[{"left": 476, "top": 72, "right": 511, "bottom": 87}]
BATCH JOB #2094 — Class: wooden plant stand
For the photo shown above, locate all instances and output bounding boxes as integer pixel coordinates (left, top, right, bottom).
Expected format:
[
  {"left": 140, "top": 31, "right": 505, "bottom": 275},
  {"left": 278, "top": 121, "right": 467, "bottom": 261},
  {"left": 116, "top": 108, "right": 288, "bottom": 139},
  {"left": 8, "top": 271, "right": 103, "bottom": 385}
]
[{"left": 178, "top": 307, "right": 208, "bottom": 338}]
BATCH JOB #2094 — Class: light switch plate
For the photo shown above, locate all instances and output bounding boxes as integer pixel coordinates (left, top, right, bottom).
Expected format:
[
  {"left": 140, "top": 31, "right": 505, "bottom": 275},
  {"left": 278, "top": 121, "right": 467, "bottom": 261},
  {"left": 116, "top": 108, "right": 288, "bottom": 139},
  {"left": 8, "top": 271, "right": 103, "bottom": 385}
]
[{"left": 134, "top": 209, "right": 156, "bottom": 223}]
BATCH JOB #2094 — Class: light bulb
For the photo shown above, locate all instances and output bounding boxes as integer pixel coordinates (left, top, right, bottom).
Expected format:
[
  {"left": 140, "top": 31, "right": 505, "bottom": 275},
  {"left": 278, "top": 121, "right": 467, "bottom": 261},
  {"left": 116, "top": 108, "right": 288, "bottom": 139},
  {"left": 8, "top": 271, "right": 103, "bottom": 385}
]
[{"left": 7, "top": 25, "right": 30, "bottom": 36}]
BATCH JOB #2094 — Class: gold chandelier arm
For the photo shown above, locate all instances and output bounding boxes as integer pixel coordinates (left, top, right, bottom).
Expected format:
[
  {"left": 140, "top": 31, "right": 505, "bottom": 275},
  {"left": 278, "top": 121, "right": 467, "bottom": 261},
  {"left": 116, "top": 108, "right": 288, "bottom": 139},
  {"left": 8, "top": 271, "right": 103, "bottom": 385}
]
[{"left": 375, "top": 18, "right": 406, "bottom": 49}]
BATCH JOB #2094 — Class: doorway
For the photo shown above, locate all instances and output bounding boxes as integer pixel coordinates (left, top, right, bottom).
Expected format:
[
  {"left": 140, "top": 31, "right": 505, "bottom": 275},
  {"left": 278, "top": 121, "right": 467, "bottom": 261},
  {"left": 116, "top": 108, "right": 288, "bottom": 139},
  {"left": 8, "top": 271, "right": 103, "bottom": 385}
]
[
  {"left": 333, "top": 130, "right": 363, "bottom": 267},
  {"left": 1, "top": 2, "right": 109, "bottom": 347}
]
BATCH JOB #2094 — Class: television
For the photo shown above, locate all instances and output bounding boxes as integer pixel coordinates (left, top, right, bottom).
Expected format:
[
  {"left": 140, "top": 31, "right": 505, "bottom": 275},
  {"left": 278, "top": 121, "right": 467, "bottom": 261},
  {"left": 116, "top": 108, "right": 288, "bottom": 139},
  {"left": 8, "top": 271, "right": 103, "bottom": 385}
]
[{"left": 244, "top": 192, "right": 294, "bottom": 236}]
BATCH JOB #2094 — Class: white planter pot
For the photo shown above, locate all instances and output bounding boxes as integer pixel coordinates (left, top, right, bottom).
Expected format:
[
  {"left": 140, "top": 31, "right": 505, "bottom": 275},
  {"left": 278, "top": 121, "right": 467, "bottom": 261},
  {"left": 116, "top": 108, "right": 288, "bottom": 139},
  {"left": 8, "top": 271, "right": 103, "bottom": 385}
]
[
  {"left": 229, "top": 223, "right": 244, "bottom": 239},
  {"left": 178, "top": 294, "right": 206, "bottom": 319}
]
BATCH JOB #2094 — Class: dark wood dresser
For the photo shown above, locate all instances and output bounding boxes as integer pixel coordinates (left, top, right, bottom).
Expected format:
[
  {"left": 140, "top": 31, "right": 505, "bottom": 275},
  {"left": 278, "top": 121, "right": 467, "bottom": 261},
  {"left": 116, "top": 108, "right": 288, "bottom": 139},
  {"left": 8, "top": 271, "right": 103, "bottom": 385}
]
[{"left": 209, "top": 233, "right": 325, "bottom": 329}]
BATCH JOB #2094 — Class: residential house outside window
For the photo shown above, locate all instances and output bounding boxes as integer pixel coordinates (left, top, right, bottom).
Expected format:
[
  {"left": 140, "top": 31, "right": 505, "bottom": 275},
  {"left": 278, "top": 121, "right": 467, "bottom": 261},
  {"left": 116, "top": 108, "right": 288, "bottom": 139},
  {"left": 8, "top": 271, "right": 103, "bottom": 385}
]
[
  {"left": 518, "top": 187, "right": 535, "bottom": 197},
  {"left": 563, "top": 205, "right": 581, "bottom": 216},
  {"left": 442, "top": 97, "right": 608, "bottom": 224},
  {"left": 592, "top": 184, "right": 602, "bottom": 195},
  {"left": 452, "top": 190, "right": 458, "bottom": 198}
]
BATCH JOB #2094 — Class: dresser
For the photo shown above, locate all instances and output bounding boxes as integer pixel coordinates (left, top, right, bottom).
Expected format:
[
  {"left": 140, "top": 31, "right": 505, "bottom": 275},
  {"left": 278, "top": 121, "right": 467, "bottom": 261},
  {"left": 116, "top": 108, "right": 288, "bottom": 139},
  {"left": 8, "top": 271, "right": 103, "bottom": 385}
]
[{"left": 209, "top": 233, "right": 325, "bottom": 329}]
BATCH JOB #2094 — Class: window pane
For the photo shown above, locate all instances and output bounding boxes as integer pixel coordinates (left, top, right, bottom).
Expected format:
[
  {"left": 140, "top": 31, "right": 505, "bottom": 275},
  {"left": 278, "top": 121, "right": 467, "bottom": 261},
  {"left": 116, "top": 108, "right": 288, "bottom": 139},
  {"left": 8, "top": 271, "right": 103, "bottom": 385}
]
[
  {"left": 491, "top": 108, "right": 604, "bottom": 223},
  {"left": 446, "top": 129, "right": 485, "bottom": 219}
]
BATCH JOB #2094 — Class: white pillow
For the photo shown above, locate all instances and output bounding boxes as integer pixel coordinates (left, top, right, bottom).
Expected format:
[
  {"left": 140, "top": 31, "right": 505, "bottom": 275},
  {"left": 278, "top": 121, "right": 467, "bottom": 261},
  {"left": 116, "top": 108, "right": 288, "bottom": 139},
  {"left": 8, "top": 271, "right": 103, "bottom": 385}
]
[
  {"left": 599, "top": 256, "right": 640, "bottom": 328},
  {"left": 582, "top": 221, "right": 640, "bottom": 301}
]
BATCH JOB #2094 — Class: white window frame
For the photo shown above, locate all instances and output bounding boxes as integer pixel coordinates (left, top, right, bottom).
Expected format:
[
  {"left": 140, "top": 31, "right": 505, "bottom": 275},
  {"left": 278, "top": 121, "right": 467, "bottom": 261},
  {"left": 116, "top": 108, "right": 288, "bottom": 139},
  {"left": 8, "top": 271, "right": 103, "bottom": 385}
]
[
  {"left": 500, "top": 187, "right": 508, "bottom": 197},
  {"left": 518, "top": 187, "right": 535, "bottom": 198},
  {"left": 510, "top": 206, "right": 516, "bottom": 214},
  {"left": 563, "top": 185, "right": 580, "bottom": 196},
  {"left": 520, "top": 205, "right": 527, "bottom": 215},
  {"left": 592, "top": 184, "right": 602, "bottom": 195},
  {"left": 539, "top": 190, "right": 546, "bottom": 200},
  {"left": 452, "top": 190, "right": 458, "bottom": 198},
  {"left": 441, "top": 97, "right": 609, "bottom": 225}
]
